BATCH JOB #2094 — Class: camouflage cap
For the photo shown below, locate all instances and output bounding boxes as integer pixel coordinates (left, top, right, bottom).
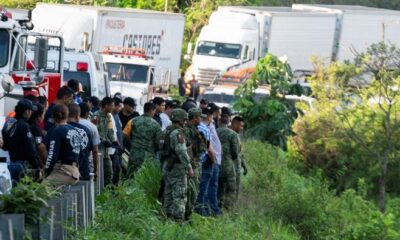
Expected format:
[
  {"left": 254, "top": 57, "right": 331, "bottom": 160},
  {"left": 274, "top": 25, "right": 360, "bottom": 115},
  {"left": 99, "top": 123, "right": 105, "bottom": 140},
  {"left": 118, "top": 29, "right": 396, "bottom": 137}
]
[
  {"left": 171, "top": 108, "right": 189, "bottom": 122},
  {"left": 188, "top": 108, "right": 206, "bottom": 118}
]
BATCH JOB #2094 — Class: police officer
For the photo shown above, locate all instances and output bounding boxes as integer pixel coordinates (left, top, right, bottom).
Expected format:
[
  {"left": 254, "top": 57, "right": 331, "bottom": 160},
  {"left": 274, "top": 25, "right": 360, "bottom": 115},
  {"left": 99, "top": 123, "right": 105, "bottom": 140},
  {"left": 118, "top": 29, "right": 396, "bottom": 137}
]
[
  {"left": 184, "top": 108, "right": 207, "bottom": 219},
  {"left": 2, "top": 99, "right": 41, "bottom": 184},
  {"left": 126, "top": 102, "right": 162, "bottom": 175},
  {"left": 96, "top": 97, "right": 116, "bottom": 186},
  {"left": 163, "top": 108, "right": 193, "bottom": 222}
]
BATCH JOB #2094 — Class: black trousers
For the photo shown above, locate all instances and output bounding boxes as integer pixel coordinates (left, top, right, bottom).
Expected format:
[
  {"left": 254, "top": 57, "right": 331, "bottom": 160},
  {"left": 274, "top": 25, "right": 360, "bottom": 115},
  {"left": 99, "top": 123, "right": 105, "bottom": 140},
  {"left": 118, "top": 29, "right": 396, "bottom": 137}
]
[{"left": 111, "top": 153, "right": 122, "bottom": 185}]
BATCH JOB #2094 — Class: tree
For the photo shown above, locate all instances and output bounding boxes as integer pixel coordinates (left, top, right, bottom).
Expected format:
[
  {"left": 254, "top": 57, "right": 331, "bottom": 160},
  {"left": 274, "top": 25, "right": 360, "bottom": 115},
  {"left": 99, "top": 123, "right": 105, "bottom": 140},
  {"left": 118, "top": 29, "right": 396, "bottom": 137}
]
[
  {"left": 301, "top": 42, "right": 400, "bottom": 212},
  {"left": 234, "top": 54, "right": 303, "bottom": 150}
]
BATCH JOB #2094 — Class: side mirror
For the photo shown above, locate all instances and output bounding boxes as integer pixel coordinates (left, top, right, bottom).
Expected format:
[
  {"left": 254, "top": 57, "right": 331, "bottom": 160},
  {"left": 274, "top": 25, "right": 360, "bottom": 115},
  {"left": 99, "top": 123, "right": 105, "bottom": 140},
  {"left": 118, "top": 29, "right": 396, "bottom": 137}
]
[
  {"left": 0, "top": 74, "right": 15, "bottom": 93},
  {"left": 34, "top": 38, "right": 48, "bottom": 69}
]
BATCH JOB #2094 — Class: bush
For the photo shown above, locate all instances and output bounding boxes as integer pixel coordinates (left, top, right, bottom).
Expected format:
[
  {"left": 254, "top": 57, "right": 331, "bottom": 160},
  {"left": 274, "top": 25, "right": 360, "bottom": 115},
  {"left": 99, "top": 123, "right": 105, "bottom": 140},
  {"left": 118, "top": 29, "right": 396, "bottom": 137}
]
[
  {"left": 242, "top": 140, "right": 400, "bottom": 240},
  {"left": 79, "top": 158, "right": 300, "bottom": 239},
  {"left": 0, "top": 177, "right": 58, "bottom": 224}
]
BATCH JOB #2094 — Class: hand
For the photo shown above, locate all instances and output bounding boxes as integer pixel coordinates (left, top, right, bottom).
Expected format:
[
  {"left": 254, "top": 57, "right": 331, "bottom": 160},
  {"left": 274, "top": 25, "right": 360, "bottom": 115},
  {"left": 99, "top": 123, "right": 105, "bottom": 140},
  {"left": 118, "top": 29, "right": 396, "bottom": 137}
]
[
  {"left": 103, "top": 139, "right": 112, "bottom": 148},
  {"left": 188, "top": 165, "right": 194, "bottom": 177},
  {"left": 243, "top": 165, "right": 248, "bottom": 176},
  {"left": 207, "top": 149, "right": 216, "bottom": 164}
]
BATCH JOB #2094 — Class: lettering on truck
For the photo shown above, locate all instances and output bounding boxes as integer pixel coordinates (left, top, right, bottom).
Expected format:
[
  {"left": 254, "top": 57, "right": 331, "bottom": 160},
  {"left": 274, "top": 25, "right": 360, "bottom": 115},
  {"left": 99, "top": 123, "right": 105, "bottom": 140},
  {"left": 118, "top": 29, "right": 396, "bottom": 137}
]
[{"left": 122, "top": 32, "right": 163, "bottom": 56}]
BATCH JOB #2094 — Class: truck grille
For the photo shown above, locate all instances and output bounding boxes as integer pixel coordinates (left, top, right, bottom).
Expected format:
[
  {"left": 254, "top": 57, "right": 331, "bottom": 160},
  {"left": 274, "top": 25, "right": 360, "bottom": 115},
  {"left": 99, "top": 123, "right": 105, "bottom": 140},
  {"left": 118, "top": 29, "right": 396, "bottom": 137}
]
[{"left": 197, "top": 68, "right": 220, "bottom": 86}]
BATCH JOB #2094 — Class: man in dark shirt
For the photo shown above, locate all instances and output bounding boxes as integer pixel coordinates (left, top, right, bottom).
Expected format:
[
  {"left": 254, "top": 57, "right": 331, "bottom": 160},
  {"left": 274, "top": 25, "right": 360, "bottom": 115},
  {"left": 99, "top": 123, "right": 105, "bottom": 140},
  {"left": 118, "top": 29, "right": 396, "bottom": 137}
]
[
  {"left": 44, "top": 86, "right": 74, "bottom": 131},
  {"left": 67, "top": 103, "right": 93, "bottom": 180},
  {"left": 2, "top": 99, "right": 41, "bottom": 183},
  {"left": 112, "top": 97, "right": 124, "bottom": 185},
  {"left": 152, "top": 96, "right": 165, "bottom": 127},
  {"left": 44, "top": 104, "right": 81, "bottom": 185},
  {"left": 119, "top": 97, "right": 139, "bottom": 129},
  {"left": 178, "top": 72, "right": 186, "bottom": 96}
]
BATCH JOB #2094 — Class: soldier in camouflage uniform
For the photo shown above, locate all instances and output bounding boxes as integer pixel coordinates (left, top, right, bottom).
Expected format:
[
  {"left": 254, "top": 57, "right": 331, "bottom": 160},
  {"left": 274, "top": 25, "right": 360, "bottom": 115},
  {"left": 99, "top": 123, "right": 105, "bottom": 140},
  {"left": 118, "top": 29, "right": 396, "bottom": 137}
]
[
  {"left": 163, "top": 108, "right": 193, "bottom": 221},
  {"left": 184, "top": 108, "right": 207, "bottom": 219},
  {"left": 126, "top": 102, "right": 163, "bottom": 176},
  {"left": 230, "top": 116, "right": 247, "bottom": 201},
  {"left": 95, "top": 97, "right": 116, "bottom": 186},
  {"left": 217, "top": 114, "right": 240, "bottom": 210}
]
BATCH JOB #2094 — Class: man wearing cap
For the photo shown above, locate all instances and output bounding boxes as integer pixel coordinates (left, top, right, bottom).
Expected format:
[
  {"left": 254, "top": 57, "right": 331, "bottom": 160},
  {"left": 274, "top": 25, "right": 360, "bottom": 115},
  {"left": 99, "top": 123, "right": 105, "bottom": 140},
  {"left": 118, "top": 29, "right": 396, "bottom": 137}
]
[
  {"left": 217, "top": 110, "right": 240, "bottom": 210},
  {"left": 2, "top": 99, "right": 41, "bottom": 184},
  {"left": 184, "top": 108, "right": 207, "bottom": 219},
  {"left": 198, "top": 106, "right": 222, "bottom": 216},
  {"left": 209, "top": 103, "right": 221, "bottom": 129},
  {"left": 119, "top": 97, "right": 139, "bottom": 130}
]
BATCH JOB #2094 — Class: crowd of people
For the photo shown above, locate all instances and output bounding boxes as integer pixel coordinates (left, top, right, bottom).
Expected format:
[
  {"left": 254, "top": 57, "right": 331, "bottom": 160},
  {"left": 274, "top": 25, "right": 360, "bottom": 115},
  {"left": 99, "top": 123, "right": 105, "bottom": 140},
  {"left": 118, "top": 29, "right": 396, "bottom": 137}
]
[{"left": 2, "top": 79, "right": 247, "bottom": 223}]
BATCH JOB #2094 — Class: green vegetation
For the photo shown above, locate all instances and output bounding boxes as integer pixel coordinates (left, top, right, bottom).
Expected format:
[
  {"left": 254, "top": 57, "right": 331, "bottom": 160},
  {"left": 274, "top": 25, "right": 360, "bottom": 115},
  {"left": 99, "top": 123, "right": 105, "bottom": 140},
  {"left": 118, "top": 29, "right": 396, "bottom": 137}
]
[
  {"left": 234, "top": 54, "right": 302, "bottom": 150},
  {"left": 77, "top": 140, "right": 400, "bottom": 239},
  {"left": 0, "top": 177, "right": 58, "bottom": 224}
]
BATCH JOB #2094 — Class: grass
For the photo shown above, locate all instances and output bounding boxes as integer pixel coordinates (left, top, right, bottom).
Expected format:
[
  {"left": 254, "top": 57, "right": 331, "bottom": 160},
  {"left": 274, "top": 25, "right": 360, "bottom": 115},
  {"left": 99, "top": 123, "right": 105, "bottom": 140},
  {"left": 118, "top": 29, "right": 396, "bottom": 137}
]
[
  {"left": 78, "top": 140, "right": 400, "bottom": 240},
  {"left": 77, "top": 142, "right": 300, "bottom": 240}
]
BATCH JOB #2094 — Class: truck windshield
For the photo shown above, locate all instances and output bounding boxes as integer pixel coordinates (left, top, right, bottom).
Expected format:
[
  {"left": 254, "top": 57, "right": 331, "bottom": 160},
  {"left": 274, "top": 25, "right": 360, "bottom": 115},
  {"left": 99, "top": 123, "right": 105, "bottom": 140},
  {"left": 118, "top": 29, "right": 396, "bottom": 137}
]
[
  {"left": 107, "top": 63, "right": 148, "bottom": 84},
  {"left": 0, "top": 30, "right": 9, "bottom": 67},
  {"left": 196, "top": 41, "right": 241, "bottom": 59},
  {"left": 201, "top": 93, "right": 237, "bottom": 104}
]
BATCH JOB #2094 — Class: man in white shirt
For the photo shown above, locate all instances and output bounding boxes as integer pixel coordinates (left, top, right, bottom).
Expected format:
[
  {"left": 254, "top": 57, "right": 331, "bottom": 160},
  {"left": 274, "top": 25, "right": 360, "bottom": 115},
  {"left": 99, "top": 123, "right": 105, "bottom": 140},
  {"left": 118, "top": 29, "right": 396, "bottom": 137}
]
[{"left": 196, "top": 106, "right": 222, "bottom": 216}]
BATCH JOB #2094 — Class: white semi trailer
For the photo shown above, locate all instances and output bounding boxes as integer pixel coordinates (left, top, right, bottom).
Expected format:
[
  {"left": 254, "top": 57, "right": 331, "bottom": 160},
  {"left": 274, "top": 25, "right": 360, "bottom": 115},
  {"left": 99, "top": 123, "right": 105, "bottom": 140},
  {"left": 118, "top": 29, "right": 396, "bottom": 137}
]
[
  {"left": 185, "top": 6, "right": 338, "bottom": 86},
  {"left": 186, "top": 5, "right": 400, "bottom": 87},
  {"left": 293, "top": 4, "right": 400, "bottom": 62},
  {"left": 33, "top": 3, "right": 185, "bottom": 107}
]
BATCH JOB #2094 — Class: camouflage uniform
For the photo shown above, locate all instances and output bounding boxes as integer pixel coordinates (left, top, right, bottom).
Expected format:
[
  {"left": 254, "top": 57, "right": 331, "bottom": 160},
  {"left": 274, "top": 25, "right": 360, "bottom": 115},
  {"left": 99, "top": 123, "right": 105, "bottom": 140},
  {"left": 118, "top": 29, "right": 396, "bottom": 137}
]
[
  {"left": 127, "top": 114, "right": 162, "bottom": 175},
  {"left": 217, "top": 125, "right": 240, "bottom": 210},
  {"left": 184, "top": 108, "right": 207, "bottom": 219},
  {"left": 163, "top": 109, "right": 191, "bottom": 221},
  {"left": 96, "top": 111, "right": 116, "bottom": 186}
]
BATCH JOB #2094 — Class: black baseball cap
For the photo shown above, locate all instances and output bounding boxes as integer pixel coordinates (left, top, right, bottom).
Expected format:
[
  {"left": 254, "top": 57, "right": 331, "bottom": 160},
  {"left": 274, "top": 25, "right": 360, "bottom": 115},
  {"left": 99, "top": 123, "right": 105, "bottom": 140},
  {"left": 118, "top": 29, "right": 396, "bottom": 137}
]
[
  {"left": 208, "top": 103, "right": 220, "bottom": 113},
  {"left": 17, "top": 99, "right": 37, "bottom": 111},
  {"left": 221, "top": 106, "right": 233, "bottom": 116},
  {"left": 123, "top": 97, "right": 136, "bottom": 107},
  {"left": 202, "top": 106, "right": 213, "bottom": 116}
]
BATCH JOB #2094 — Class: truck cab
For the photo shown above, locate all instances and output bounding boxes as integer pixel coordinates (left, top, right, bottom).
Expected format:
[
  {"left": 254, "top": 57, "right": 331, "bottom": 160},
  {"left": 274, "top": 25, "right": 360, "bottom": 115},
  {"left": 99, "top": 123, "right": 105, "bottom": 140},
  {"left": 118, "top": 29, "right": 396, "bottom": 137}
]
[
  {"left": 102, "top": 47, "right": 155, "bottom": 113},
  {"left": 185, "top": 9, "right": 259, "bottom": 87}
]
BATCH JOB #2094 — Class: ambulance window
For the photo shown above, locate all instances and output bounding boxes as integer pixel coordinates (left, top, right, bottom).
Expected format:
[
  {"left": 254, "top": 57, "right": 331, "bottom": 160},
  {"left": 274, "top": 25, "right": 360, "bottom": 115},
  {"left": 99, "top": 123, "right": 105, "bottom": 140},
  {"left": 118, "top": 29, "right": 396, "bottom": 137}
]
[
  {"left": 0, "top": 30, "right": 9, "bottom": 67},
  {"left": 63, "top": 71, "right": 91, "bottom": 99}
]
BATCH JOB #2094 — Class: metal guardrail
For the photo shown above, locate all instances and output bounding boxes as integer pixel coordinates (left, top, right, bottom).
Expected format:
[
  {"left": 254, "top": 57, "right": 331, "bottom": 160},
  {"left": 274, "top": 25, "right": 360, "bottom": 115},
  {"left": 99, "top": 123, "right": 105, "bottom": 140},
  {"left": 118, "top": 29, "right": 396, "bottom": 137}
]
[{"left": 0, "top": 154, "right": 105, "bottom": 240}]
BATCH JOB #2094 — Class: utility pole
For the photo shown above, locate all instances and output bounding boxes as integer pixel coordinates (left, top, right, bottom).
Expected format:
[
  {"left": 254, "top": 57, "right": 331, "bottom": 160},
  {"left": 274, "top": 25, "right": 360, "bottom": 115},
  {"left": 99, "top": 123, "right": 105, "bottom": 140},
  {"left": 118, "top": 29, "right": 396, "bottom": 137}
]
[{"left": 164, "top": 0, "right": 168, "bottom": 12}]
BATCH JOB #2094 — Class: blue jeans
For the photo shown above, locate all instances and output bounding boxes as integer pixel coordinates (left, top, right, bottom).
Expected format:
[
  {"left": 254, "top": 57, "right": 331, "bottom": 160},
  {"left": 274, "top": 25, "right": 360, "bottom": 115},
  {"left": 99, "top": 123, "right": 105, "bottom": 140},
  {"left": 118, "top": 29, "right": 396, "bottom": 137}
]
[
  {"left": 195, "top": 163, "right": 213, "bottom": 216},
  {"left": 8, "top": 161, "right": 26, "bottom": 186},
  {"left": 207, "top": 164, "right": 221, "bottom": 216}
]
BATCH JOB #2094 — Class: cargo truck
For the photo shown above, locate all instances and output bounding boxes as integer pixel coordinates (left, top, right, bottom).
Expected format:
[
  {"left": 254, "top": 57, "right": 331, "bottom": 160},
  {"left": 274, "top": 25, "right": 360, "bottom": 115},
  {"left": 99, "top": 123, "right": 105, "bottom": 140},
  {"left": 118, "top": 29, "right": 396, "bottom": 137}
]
[
  {"left": 32, "top": 3, "right": 185, "bottom": 108},
  {"left": 185, "top": 6, "right": 338, "bottom": 86},
  {"left": 186, "top": 4, "right": 400, "bottom": 88}
]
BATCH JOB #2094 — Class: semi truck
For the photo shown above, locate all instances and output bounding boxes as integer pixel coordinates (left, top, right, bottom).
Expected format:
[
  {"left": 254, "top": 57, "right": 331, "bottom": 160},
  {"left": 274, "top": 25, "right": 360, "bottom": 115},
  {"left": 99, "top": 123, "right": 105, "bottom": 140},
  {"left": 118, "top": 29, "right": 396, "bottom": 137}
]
[
  {"left": 32, "top": 3, "right": 185, "bottom": 107},
  {"left": 185, "top": 6, "right": 338, "bottom": 86},
  {"left": 186, "top": 4, "right": 400, "bottom": 87}
]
